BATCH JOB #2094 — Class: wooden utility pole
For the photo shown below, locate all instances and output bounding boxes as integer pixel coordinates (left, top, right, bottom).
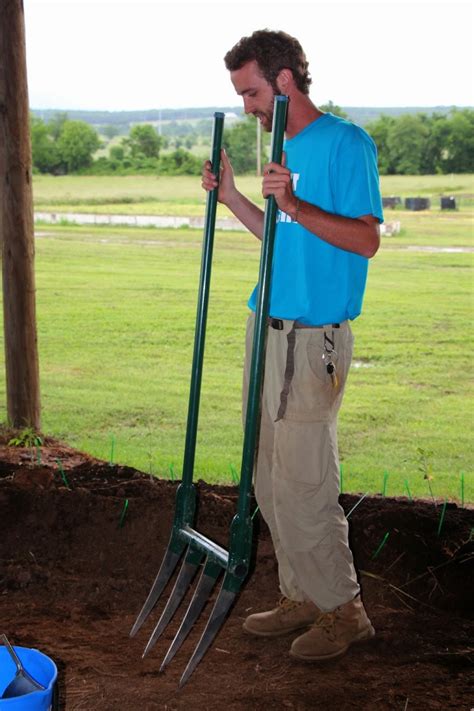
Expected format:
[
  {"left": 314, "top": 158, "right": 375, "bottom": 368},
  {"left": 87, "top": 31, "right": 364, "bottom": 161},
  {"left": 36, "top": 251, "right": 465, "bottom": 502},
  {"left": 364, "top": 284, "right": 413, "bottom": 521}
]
[{"left": 0, "top": 0, "right": 41, "bottom": 429}]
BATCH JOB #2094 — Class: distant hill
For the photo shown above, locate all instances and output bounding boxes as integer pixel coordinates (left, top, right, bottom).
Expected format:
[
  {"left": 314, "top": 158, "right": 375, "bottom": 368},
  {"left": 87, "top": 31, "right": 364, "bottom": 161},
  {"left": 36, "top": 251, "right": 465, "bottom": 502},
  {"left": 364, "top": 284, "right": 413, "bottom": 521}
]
[
  {"left": 31, "top": 105, "right": 471, "bottom": 131},
  {"left": 31, "top": 107, "right": 243, "bottom": 134},
  {"left": 343, "top": 105, "right": 469, "bottom": 126}
]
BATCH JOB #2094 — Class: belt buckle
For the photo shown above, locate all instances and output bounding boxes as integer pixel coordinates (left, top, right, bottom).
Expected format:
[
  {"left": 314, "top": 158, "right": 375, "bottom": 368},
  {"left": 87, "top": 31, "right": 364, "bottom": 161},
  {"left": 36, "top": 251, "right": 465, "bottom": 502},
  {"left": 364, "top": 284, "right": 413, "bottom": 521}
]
[{"left": 269, "top": 318, "right": 284, "bottom": 331}]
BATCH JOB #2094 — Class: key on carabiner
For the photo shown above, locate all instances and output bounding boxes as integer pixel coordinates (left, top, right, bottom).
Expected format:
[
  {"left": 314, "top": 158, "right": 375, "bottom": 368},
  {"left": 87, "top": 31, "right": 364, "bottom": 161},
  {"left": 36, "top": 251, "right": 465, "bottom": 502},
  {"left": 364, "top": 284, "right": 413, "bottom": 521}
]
[{"left": 326, "top": 360, "right": 339, "bottom": 389}]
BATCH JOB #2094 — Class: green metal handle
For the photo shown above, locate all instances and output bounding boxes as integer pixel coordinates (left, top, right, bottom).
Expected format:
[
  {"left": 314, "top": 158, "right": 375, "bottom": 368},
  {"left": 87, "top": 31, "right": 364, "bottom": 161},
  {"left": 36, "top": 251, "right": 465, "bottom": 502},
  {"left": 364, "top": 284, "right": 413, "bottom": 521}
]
[
  {"left": 226, "top": 96, "right": 288, "bottom": 589},
  {"left": 175, "top": 112, "right": 224, "bottom": 527}
]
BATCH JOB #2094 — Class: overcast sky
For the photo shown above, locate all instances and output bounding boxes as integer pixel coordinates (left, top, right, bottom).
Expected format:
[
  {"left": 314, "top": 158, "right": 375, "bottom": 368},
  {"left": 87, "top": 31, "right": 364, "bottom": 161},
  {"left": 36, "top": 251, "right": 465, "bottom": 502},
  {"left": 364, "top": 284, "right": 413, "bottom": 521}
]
[{"left": 24, "top": 0, "right": 474, "bottom": 111}]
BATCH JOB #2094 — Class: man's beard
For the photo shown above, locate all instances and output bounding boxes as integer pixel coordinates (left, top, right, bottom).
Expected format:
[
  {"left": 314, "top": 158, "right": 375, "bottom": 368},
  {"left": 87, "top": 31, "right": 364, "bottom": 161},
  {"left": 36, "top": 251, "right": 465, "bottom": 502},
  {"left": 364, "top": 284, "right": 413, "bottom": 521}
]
[{"left": 253, "top": 94, "right": 277, "bottom": 132}]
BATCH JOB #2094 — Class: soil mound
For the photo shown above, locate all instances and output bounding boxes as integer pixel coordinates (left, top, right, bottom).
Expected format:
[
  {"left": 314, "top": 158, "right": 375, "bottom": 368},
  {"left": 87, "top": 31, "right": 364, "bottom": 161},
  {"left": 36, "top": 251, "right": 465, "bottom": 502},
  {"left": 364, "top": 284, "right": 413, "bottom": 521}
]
[{"left": 0, "top": 440, "right": 472, "bottom": 710}]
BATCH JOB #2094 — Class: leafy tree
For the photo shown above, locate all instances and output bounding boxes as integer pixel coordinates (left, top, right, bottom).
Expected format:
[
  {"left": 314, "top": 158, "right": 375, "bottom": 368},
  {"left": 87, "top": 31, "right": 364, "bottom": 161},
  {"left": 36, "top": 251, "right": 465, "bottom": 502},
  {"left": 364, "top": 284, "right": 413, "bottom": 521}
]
[
  {"left": 30, "top": 116, "right": 60, "bottom": 173},
  {"left": 365, "top": 115, "right": 397, "bottom": 174},
  {"left": 419, "top": 113, "right": 449, "bottom": 174},
  {"left": 109, "top": 145, "right": 124, "bottom": 161},
  {"left": 185, "top": 133, "right": 198, "bottom": 150},
  {"left": 320, "top": 100, "right": 348, "bottom": 119},
  {"left": 224, "top": 115, "right": 269, "bottom": 174},
  {"left": 47, "top": 111, "right": 69, "bottom": 141},
  {"left": 103, "top": 124, "right": 120, "bottom": 140},
  {"left": 386, "top": 114, "right": 431, "bottom": 174},
  {"left": 159, "top": 148, "right": 202, "bottom": 175},
  {"left": 443, "top": 109, "right": 474, "bottom": 173},
  {"left": 366, "top": 108, "right": 474, "bottom": 175},
  {"left": 125, "top": 124, "right": 162, "bottom": 159},
  {"left": 56, "top": 120, "right": 100, "bottom": 172}
]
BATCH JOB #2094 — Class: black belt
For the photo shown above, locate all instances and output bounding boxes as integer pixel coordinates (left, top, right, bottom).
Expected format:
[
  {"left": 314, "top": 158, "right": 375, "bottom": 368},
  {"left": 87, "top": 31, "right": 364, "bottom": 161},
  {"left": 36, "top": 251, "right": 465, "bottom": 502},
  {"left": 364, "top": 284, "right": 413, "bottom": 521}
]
[{"left": 269, "top": 317, "right": 340, "bottom": 330}]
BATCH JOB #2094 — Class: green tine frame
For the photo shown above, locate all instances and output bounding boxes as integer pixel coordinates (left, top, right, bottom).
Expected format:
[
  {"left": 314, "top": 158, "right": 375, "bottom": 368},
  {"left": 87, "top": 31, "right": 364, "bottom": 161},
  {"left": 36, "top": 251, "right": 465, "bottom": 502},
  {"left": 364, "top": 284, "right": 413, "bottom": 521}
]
[
  {"left": 130, "top": 112, "right": 225, "bottom": 638},
  {"left": 131, "top": 97, "right": 289, "bottom": 687},
  {"left": 178, "top": 95, "right": 288, "bottom": 688}
]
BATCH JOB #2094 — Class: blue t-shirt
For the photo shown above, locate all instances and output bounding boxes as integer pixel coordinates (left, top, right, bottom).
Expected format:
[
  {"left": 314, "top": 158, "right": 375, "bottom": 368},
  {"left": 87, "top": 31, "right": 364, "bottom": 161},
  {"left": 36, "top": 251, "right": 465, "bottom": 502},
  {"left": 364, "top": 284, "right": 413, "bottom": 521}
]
[{"left": 248, "top": 112, "right": 384, "bottom": 325}]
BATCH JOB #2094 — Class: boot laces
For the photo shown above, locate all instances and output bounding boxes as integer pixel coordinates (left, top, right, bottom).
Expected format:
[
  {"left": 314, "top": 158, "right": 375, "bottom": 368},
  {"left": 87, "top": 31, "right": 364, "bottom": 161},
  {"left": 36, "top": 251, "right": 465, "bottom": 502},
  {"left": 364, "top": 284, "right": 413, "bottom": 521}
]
[{"left": 313, "top": 611, "right": 338, "bottom": 640}]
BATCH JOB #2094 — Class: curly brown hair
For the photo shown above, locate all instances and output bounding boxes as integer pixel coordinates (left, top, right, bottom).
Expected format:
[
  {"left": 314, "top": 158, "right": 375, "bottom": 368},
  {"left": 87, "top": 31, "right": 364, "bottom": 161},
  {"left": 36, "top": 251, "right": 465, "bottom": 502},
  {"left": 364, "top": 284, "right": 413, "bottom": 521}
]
[{"left": 224, "top": 29, "right": 312, "bottom": 95}]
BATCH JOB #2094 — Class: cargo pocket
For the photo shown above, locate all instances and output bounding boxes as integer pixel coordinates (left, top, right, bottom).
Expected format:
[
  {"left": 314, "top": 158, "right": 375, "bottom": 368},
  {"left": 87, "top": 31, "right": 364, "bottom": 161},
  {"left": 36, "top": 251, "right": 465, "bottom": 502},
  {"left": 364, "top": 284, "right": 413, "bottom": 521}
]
[{"left": 306, "top": 331, "right": 333, "bottom": 386}]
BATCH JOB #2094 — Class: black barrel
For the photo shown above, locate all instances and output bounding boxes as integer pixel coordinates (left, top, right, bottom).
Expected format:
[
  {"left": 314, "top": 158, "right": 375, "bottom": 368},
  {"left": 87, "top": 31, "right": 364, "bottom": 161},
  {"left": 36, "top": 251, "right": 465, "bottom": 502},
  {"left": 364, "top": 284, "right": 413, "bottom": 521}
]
[
  {"left": 405, "top": 197, "right": 431, "bottom": 211},
  {"left": 382, "top": 196, "right": 402, "bottom": 209},
  {"left": 440, "top": 196, "right": 457, "bottom": 210}
]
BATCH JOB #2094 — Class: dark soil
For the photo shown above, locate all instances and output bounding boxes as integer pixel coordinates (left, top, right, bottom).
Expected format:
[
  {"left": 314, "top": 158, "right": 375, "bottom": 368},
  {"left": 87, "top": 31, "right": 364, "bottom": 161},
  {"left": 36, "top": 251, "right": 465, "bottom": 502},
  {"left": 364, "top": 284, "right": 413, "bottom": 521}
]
[{"left": 0, "top": 437, "right": 472, "bottom": 710}]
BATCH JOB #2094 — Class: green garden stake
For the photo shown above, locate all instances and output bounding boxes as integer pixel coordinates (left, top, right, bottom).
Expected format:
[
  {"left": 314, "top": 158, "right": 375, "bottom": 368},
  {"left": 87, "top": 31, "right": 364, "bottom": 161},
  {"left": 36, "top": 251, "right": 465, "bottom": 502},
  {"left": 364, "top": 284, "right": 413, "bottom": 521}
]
[
  {"left": 460, "top": 472, "right": 465, "bottom": 507},
  {"left": 36, "top": 446, "right": 41, "bottom": 465},
  {"left": 229, "top": 464, "right": 239, "bottom": 485},
  {"left": 55, "top": 458, "right": 70, "bottom": 488},
  {"left": 251, "top": 505, "right": 260, "bottom": 521},
  {"left": 119, "top": 499, "right": 129, "bottom": 528},
  {"left": 372, "top": 531, "right": 390, "bottom": 559},
  {"left": 404, "top": 479, "right": 413, "bottom": 501},
  {"left": 169, "top": 464, "right": 176, "bottom": 481},
  {"left": 437, "top": 497, "right": 447, "bottom": 537},
  {"left": 110, "top": 435, "right": 115, "bottom": 466},
  {"left": 382, "top": 470, "right": 389, "bottom": 497}
]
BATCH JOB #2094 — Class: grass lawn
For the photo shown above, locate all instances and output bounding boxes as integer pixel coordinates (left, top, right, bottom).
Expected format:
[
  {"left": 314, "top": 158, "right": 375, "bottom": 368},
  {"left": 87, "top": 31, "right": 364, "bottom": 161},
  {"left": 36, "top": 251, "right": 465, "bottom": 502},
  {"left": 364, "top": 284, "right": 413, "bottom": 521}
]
[
  {"left": 32, "top": 173, "right": 474, "bottom": 216},
  {"left": 0, "top": 175, "right": 472, "bottom": 502}
]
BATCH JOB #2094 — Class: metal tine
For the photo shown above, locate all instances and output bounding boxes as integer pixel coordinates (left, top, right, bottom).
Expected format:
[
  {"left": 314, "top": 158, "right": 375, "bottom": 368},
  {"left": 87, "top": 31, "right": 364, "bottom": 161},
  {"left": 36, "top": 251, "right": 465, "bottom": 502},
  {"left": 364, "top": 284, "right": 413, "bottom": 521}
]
[
  {"left": 159, "top": 560, "right": 221, "bottom": 673},
  {"left": 142, "top": 547, "right": 204, "bottom": 657},
  {"left": 130, "top": 546, "right": 183, "bottom": 638},
  {"left": 178, "top": 580, "right": 236, "bottom": 688}
]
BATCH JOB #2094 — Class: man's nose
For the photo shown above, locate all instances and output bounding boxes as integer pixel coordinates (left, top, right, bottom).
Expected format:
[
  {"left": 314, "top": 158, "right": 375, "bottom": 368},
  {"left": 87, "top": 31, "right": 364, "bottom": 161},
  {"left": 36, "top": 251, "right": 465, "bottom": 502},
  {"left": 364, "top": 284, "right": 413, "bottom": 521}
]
[{"left": 243, "top": 97, "right": 253, "bottom": 114}]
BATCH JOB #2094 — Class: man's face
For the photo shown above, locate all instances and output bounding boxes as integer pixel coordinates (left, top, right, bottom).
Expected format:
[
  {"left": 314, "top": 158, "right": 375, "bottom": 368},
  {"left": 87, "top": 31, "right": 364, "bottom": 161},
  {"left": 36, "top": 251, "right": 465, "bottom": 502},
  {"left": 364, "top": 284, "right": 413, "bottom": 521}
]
[{"left": 230, "top": 60, "right": 277, "bottom": 132}]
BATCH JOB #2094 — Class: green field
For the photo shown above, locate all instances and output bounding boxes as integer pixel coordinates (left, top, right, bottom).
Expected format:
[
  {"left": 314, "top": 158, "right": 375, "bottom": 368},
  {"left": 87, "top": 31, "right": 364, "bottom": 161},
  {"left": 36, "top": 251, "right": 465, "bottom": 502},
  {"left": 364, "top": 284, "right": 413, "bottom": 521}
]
[
  {"left": 32, "top": 173, "right": 474, "bottom": 216},
  {"left": 0, "top": 175, "right": 473, "bottom": 502}
]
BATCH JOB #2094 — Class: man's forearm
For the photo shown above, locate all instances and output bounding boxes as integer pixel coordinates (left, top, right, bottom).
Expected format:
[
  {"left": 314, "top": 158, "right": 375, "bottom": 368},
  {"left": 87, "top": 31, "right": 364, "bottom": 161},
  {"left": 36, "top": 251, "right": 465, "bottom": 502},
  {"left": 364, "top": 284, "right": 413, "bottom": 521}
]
[
  {"left": 225, "top": 190, "right": 265, "bottom": 240},
  {"left": 289, "top": 199, "right": 380, "bottom": 258},
  {"left": 224, "top": 187, "right": 380, "bottom": 257}
]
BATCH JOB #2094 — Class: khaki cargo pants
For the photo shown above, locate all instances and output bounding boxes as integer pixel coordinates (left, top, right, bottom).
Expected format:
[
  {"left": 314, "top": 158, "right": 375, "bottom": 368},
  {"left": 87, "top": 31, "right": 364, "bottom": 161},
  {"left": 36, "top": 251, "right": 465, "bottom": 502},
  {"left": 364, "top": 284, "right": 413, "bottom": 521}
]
[{"left": 243, "top": 312, "right": 360, "bottom": 613}]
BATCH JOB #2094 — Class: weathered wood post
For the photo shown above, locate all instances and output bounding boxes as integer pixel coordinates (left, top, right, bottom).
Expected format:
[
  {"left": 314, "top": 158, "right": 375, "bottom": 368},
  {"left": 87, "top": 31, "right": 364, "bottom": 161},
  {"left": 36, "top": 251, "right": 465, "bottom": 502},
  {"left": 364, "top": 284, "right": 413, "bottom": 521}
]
[{"left": 0, "top": 0, "right": 41, "bottom": 429}]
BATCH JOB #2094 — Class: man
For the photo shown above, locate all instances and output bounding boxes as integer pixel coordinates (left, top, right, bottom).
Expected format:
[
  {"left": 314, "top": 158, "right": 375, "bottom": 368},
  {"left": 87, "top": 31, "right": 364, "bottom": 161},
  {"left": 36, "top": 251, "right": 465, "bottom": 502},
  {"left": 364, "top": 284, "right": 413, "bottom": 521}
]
[{"left": 202, "top": 29, "right": 383, "bottom": 662}]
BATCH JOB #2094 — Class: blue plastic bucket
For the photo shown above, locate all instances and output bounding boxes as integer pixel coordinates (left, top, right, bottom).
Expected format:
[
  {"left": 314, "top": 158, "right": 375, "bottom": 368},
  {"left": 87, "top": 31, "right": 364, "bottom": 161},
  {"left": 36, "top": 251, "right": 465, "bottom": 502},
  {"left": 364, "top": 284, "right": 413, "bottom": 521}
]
[{"left": 0, "top": 646, "right": 57, "bottom": 710}]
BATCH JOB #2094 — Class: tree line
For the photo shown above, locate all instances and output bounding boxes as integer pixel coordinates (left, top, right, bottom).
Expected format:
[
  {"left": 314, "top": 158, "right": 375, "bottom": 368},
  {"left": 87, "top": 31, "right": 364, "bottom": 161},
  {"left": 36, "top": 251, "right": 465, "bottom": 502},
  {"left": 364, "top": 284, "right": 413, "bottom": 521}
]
[
  {"left": 366, "top": 108, "right": 473, "bottom": 174},
  {"left": 30, "top": 113, "right": 204, "bottom": 176},
  {"left": 31, "top": 107, "right": 474, "bottom": 177}
]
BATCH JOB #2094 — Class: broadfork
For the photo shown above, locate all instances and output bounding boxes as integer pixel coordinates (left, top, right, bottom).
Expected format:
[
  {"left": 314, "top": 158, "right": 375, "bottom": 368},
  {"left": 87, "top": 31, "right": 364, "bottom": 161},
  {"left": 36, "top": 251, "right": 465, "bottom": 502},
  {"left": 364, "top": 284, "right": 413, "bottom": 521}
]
[{"left": 130, "top": 96, "right": 289, "bottom": 687}]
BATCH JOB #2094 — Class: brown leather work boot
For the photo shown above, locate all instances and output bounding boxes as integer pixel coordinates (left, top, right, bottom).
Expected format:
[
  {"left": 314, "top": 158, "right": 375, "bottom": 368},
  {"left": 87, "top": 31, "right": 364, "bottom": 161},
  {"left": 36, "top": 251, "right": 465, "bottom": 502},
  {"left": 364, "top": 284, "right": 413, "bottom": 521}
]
[
  {"left": 243, "top": 596, "right": 321, "bottom": 637},
  {"left": 290, "top": 595, "right": 375, "bottom": 660}
]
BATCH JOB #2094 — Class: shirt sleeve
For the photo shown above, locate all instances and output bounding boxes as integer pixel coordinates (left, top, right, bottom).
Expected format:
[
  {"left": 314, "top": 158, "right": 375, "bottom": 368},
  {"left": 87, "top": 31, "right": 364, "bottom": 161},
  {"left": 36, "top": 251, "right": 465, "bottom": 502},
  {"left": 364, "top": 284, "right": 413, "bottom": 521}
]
[{"left": 330, "top": 124, "right": 384, "bottom": 224}]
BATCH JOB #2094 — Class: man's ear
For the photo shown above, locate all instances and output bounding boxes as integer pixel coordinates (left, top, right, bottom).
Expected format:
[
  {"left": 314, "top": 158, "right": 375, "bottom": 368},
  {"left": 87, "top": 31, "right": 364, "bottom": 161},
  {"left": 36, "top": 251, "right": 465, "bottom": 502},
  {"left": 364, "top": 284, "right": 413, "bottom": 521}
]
[{"left": 276, "top": 68, "right": 293, "bottom": 94}]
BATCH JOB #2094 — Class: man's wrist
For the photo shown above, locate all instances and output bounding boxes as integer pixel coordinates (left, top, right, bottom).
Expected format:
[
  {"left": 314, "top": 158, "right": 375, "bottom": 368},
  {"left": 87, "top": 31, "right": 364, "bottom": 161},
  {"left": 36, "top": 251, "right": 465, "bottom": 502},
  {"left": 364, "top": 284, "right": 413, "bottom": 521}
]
[{"left": 291, "top": 197, "right": 301, "bottom": 223}]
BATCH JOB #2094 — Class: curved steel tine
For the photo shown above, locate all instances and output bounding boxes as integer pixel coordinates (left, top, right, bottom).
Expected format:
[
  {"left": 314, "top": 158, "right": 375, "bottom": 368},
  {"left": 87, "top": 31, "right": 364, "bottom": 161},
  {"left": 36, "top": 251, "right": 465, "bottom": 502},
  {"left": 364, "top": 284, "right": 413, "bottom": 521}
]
[
  {"left": 142, "top": 550, "right": 203, "bottom": 657},
  {"left": 179, "top": 583, "right": 236, "bottom": 688},
  {"left": 159, "top": 561, "right": 221, "bottom": 672},
  {"left": 130, "top": 546, "right": 183, "bottom": 638}
]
